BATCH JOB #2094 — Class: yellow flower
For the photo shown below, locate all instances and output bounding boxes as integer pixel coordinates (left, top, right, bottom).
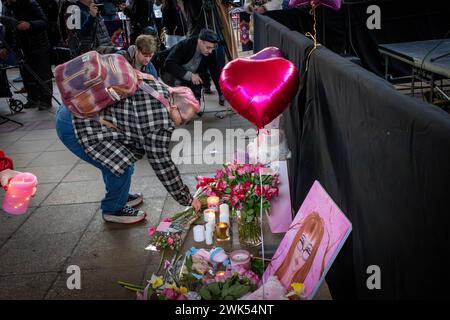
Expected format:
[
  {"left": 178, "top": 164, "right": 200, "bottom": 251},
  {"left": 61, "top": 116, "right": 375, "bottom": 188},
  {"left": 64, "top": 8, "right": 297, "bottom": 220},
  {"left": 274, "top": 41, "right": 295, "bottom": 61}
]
[
  {"left": 178, "top": 286, "right": 188, "bottom": 294},
  {"left": 150, "top": 275, "right": 164, "bottom": 289},
  {"left": 167, "top": 283, "right": 178, "bottom": 290},
  {"left": 291, "top": 282, "right": 304, "bottom": 296}
]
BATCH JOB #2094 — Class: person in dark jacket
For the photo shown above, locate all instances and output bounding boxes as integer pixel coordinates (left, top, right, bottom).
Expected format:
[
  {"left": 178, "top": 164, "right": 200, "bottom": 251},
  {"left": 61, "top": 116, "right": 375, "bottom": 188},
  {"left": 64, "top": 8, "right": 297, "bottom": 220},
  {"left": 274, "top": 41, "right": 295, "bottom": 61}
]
[
  {"left": 162, "top": 28, "right": 224, "bottom": 105},
  {"left": 0, "top": 0, "right": 54, "bottom": 110},
  {"left": 74, "top": 0, "right": 115, "bottom": 55},
  {"left": 119, "top": 0, "right": 151, "bottom": 45},
  {"left": 160, "top": 0, "right": 187, "bottom": 49}
]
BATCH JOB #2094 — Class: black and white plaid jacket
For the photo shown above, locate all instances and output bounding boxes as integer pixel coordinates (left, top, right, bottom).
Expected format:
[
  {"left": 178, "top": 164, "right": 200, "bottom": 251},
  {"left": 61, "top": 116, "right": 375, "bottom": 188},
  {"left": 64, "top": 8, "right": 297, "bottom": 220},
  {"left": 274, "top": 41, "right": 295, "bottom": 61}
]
[{"left": 72, "top": 80, "right": 193, "bottom": 207}]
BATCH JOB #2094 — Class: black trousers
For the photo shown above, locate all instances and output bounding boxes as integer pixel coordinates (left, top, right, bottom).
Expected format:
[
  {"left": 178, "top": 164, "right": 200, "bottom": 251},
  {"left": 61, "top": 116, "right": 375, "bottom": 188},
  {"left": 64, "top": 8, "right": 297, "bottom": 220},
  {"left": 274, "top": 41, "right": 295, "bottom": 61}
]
[{"left": 21, "top": 50, "right": 53, "bottom": 105}]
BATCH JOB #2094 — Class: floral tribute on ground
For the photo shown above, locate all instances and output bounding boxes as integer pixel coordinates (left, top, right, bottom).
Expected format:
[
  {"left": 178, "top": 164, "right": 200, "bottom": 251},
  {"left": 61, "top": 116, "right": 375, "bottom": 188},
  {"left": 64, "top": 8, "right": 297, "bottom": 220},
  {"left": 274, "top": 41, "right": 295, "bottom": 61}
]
[{"left": 196, "top": 161, "right": 280, "bottom": 245}]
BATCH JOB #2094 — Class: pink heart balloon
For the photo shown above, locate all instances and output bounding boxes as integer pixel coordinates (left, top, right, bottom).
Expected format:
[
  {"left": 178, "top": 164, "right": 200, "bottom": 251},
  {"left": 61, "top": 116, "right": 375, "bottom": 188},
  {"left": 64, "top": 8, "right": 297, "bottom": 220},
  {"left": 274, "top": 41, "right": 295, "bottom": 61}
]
[
  {"left": 289, "top": 0, "right": 342, "bottom": 11},
  {"left": 248, "top": 47, "right": 284, "bottom": 60},
  {"left": 219, "top": 58, "right": 299, "bottom": 129}
]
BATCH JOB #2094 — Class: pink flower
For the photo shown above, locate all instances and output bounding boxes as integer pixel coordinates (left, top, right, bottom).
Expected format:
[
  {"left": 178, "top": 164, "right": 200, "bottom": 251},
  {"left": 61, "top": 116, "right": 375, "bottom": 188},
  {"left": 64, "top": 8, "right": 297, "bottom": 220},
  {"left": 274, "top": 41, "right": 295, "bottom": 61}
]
[
  {"left": 196, "top": 176, "right": 215, "bottom": 189},
  {"left": 255, "top": 186, "right": 262, "bottom": 197},
  {"left": 167, "top": 237, "right": 174, "bottom": 245},
  {"left": 163, "top": 218, "right": 172, "bottom": 223},
  {"left": 205, "top": 188, "right": 217, "bottom": 197},
  {"left": 148, "top": 227, "right": 156, "bottom": 236},
  {"left": 161, "top": 288, "right": 179, "bottom": 300},
  {"left": 231, "top": 265, "right": 260, "bottom": 286},
  {"left": 215, "top": 169, "right": 225, "bottom": 179},
  {"left": 203, "top": 277, "right": 216, "bottom": 285},
  {"left": 215, "top": 180, "right": 228, "bottom": 192},
  {"left": 243, "top": 182, "right": 252, "bottom": 192},
  {"left": 254, "top": 163, "right": 265, "bottom": 174}
]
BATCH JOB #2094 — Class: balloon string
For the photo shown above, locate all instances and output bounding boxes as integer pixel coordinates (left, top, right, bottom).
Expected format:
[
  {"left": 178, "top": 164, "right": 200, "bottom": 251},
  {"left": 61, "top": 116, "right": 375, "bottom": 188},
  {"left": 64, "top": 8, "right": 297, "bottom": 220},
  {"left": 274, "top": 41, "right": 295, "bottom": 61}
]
[
  {"left": 256, "top": 129, "right": 266, "bottom": 300},
  {"left": 305, "top": 3, "right": 318, "bottom": 72}
]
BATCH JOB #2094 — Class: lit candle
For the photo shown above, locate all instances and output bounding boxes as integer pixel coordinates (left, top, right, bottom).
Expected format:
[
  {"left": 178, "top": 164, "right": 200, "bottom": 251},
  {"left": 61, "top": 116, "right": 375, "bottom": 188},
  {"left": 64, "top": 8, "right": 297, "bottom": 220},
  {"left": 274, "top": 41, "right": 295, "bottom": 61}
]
[
  {"left": 2, "top": 172, "right": 38, "bottom": 215},
  {"left": 207, "top": 196, "right": 220, "bottom": 213},
  {"left": 230, "top": 250, "right": 251, "bottom": 270},
  {"left": 215, "top": 271, "right": 226, "bottom": 282},
  {"left": 215, "top": 222, "right": 230, "bottom": 241},
  {"left": 203, "top": 208, "right": 216, "bottom": 225},
  {"left": 193, "top": 225, "right": 205, "bottom": 242},
  {"left": 219, "top": 203, "right": 230, "bottom": 225}
]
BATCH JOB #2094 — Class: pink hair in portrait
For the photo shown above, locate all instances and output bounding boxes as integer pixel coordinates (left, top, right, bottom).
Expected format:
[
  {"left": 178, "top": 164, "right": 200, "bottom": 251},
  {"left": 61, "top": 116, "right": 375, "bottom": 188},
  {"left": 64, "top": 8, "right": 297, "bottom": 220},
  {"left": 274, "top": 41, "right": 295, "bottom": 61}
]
[{"left": 274, "top": 212, "right": 326, "bottom": 288}]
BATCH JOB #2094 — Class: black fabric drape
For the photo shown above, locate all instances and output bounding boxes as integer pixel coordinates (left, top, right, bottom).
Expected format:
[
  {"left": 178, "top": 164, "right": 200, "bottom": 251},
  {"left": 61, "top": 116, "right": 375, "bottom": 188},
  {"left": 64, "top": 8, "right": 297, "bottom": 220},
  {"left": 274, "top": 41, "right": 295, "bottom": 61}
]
[
  {"left": 264, "top": 0, "right": 450, "bottom": 77},
  {"left": 254, "top": 13, "right": 450, "bottom": 299},
  {"left": 302, "top": 46, "right": 450, "bottom": 299}
]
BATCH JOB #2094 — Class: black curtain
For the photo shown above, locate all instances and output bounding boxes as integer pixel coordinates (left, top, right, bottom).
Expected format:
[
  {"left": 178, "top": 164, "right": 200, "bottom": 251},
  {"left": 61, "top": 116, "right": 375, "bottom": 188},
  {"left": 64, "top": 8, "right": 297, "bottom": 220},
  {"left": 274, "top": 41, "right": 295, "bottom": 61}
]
[
  {"left": 264, "top": 0, "right": 450, "bottom": 77},
  {"left": 254, "top": 13, "right": 450, "bottom": 299}
]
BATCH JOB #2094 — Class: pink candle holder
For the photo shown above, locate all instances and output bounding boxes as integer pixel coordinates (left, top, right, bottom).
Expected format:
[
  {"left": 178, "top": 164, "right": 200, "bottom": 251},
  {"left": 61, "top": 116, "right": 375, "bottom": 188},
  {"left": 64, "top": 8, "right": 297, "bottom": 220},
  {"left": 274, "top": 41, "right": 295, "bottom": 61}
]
[
  {"left": 230, "top": 250, "right": 251, "bottom": 270},
  {"left": 2, "top": 172, "right": 38, "bottom": 215}
]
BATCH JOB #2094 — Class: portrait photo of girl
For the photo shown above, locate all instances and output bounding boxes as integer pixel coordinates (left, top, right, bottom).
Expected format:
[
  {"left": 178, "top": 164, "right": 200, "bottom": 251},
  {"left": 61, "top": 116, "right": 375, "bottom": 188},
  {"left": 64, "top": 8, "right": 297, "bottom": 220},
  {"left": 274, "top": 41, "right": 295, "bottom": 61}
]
[{"left": 263, "top": 181, "right": 352, "bottom": 299}]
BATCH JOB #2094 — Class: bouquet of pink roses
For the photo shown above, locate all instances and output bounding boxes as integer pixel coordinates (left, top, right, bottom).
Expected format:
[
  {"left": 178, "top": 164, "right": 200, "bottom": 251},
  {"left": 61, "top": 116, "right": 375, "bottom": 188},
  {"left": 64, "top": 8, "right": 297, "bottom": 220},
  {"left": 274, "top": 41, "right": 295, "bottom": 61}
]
[{"left": 196, "top": 161, "right": 280, "bottom": 223}]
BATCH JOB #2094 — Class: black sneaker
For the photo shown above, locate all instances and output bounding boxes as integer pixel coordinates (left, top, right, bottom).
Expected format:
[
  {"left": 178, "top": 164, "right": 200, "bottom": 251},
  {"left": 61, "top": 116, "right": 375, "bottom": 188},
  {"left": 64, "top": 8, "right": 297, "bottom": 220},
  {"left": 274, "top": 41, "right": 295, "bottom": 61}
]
[
  {"left": 102, "top": 205, "right": 147, "bottom": 224},
  {"left": 127, "top": 193, "right": 143, "bottom": 207},
  {"left": 38, "top": 102, "right": 53, "bottom": 111},
  {"left": 203, "top": 87, "right": 213, "bottom": 94},
  {"left": 24, "top": 100, "right": 39, "bottom": 109},
  {"left": 218, "top": 95, "right": 225, "bottom": 106}
]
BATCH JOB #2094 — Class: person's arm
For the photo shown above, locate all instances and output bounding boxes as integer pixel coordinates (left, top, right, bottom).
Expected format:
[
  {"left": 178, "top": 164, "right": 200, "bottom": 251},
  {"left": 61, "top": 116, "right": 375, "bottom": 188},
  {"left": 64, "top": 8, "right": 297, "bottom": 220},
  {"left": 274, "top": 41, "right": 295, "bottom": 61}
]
[
  {"left": 26, "top": 0, "right": 49, "bottom": 31},
  {"left": 144, "top": 128, "right": 193, "bottom": 206},
  {"left": 0, "top": 170, "right": 22, "bottom": 188},
  {"left": 78, "top": 5, "right": 96, "bottom": 37},
  {"left": 1, "top": 6, "right": 16, "bottom": 50}
]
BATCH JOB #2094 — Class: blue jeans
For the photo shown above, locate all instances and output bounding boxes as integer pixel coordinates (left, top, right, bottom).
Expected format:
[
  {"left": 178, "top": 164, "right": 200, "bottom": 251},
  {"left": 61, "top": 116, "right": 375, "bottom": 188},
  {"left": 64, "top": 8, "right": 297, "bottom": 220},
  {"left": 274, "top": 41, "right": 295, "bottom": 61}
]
[{"left": 55, "top": 106, "right": 134, "bottom": 213}]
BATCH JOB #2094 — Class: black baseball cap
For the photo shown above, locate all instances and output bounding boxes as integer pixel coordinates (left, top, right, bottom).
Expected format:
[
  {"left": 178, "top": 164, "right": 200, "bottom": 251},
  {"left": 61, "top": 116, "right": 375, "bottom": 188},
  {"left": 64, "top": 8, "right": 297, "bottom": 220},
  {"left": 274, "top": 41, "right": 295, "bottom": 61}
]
[{"left": 199, "top": 29, "right": 219, "bottom": 43}]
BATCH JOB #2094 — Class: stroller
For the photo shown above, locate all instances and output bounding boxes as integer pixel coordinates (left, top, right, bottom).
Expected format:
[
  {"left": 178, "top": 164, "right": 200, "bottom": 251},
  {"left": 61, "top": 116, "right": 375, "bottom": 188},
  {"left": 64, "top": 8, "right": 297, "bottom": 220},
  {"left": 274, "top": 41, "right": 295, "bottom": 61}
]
[{"left": 0, "top": 64, "right": 24, "bottom": 113}]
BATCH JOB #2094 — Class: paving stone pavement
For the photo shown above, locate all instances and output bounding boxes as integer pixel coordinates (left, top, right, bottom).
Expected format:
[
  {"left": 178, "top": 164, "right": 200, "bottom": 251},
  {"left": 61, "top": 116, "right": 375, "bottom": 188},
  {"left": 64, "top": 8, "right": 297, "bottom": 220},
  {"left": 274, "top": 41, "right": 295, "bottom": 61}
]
[{"left": 0, "top": 68, "right": 331, "bottom": 300}]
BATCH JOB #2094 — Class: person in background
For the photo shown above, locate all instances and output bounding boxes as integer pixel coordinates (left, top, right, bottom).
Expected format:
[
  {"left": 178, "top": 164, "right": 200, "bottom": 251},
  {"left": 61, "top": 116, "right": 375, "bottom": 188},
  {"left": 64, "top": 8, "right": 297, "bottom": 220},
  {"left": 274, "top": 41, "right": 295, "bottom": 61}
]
[
  {"left": 0, "top": 0, "right": 54, "bottom": 110},
  {"left": 161, "top": 0, "right": 187, "bottom": 50},
  {"left": 74, "top": 0, "right": 115, "bottom": 55},
  {"left": 152, "top": 0, "right": 163, "bottom": 36},
  {"left": 162, "top": 28, "right": 224, "bottom": 106},
  {"left": 119, "top": 0, "right": 151, "bottom": 45},
  {"left": 120, "top": 34, "right": 158, "bottom": 77}
]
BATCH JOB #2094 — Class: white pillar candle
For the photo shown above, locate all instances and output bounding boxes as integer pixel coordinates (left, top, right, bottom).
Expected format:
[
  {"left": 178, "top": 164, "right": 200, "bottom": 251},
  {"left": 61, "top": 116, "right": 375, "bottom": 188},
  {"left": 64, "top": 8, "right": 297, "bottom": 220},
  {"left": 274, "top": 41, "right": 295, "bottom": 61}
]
[
  {"left": 193, "top": 225, "right": 205, "bottom": 242},
  {"left": 205, "top": 221, "right": 214, "bottom": 232},
  {"left": 219, "top": 203, "right": 230, "bottom": 225},
  {"left": 205, "top": 228, "right": 213, "bottom": 245},
  {"left": 204, "top": 208, "right": 216, "bottom": 225}
]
